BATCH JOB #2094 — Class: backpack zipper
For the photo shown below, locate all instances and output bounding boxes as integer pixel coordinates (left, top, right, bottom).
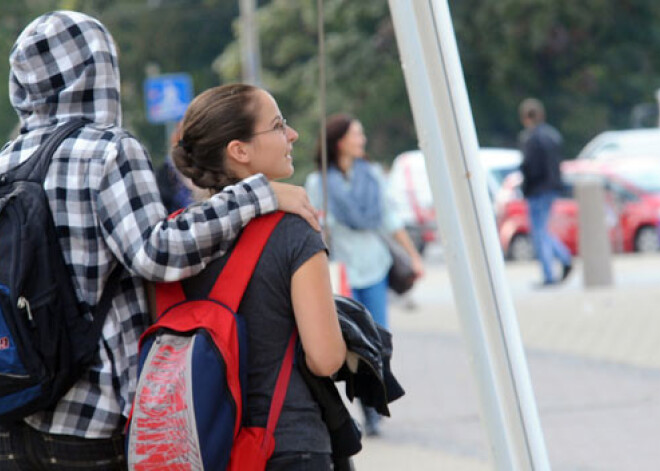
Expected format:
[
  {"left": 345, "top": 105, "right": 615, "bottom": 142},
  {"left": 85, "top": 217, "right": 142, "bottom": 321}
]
[{"left": 17, "top": 297, "right": 35, "bottom": 328}]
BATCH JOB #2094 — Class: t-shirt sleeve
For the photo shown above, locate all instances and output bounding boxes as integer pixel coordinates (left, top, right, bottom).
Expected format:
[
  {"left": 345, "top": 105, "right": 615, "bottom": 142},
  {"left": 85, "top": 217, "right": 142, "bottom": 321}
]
[{"left": 280, "top": 214, "right": 328, "bottom": 277}]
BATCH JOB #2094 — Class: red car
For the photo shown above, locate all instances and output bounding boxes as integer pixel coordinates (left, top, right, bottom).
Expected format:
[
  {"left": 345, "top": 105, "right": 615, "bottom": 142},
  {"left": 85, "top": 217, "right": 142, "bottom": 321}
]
[{"left": 495, "top": 158, "right": 660, "bottom": 261}]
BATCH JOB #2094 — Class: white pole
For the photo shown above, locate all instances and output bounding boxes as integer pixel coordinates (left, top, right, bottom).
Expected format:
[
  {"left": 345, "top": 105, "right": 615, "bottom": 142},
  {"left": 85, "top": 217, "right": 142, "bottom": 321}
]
[
  {"left": 386, "top": 1, "right": 550, "bottom": 470},
  {"left": 239, "top": 0, "right": 262, "bottom": 86}
]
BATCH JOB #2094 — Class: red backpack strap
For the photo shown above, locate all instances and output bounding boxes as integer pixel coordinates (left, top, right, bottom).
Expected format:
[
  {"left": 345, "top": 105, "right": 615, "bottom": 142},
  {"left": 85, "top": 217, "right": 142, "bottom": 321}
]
[
  {"left": 149, "top": 208, "right": 189, "bottom": 316},
  {"left": 168, "top": 208, "right": 185, "bottom": 219},
  {"left": 263, "top": 329, "right": 298, "bottom": 449},
  {"left": 209, "top": 211, "right": 285, "bottom": 310},
  {"left": 154, "top": 281, "right": 186, "bottom": 315}
]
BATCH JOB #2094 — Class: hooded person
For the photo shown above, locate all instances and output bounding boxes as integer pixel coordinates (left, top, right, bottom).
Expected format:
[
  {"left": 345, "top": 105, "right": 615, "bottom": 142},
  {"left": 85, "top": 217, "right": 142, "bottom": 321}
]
[{"left": 0, "top": 10, "right": 318, "bottom": 470}]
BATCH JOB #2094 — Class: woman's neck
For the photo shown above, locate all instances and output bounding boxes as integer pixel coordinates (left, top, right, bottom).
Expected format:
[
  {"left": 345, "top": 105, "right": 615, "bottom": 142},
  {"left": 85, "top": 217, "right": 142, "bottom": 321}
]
[{"left": 337, "top": 153, "right": 353, "bottom": 174}]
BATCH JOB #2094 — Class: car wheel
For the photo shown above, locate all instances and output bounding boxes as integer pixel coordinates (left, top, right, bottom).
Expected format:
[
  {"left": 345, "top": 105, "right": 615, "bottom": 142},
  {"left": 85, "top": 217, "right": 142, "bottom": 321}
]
[
  {"left": 634, "top": 226, "right": 660, "bottom": 253},
  {"left": 508, "top": 233, "right": 535, "bottom": 261}
]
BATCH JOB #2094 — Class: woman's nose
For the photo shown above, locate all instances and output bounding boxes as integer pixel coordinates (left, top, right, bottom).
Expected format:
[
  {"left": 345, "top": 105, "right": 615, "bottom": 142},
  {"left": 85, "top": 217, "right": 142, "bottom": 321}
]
[{"left": 287, "top": 125, "right": 299, "bottom": 142}]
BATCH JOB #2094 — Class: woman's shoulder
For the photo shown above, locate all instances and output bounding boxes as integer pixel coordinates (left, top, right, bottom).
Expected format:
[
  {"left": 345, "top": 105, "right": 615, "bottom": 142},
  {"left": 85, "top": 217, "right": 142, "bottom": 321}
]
[
  {"left": 276, "top": 213, "right": 323, "bottom": 239},
  {"left": 368, "top": 161, "right": 387, "bottom": 179},
  {"left": 261, "top": 213, "right": 326, "bottom": 277}
]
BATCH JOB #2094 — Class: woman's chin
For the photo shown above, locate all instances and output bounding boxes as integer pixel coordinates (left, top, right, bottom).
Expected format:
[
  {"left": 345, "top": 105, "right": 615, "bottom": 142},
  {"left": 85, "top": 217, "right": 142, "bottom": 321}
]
[{"left": 268, "top": 166, "right": 295, "bottom": 181}]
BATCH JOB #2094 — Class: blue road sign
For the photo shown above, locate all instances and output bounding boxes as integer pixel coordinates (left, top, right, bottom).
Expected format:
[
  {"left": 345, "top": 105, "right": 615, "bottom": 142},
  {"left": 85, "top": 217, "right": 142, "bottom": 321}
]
[{"left": 144, "top": 73, "right": 193, "bottom": 124}]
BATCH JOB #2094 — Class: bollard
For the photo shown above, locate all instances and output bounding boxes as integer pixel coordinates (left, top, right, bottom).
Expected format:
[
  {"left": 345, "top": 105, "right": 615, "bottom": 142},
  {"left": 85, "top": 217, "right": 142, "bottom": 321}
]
[{"left": 574, "top": 176, "right": 613, "bottom": 287}]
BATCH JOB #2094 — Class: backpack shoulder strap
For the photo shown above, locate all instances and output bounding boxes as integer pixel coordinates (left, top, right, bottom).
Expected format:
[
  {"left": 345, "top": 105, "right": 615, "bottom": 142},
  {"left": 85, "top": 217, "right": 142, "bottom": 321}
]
[
  {"left": 265, "top": 329, "right": 298, "bottom": 441},
  {"left": 152, "top": 211, "right": 284, "bottom": 317},
  {"left": 154, "top": 281, "right": 186, "bottom": 316},
  {"left": 9, "top": 119, "right": 89, "bottom": 183},
  {"left": 81, "top": 263, "right": 123, "bottom": 361},
  {"left": 209, "top": 211, "right": 285, "bottom": 311},
  {"left": 151, "top": 208, "right": 191, "bottom": 316}
]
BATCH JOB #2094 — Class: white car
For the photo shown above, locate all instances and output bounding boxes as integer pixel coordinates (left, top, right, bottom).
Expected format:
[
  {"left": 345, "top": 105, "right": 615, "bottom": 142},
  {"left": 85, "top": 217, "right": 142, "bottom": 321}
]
[
  {"left": 576, "top": 128, "right": 660, "bottom": 160},
  {"left": 388, "top": 148, "right": 522, "bottom": 253}
]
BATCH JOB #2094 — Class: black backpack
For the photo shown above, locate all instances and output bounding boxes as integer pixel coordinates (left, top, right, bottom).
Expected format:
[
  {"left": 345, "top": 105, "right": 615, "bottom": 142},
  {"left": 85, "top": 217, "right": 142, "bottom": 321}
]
[{"left": 0, "top": 120, "right": 118, "bottom": 422}]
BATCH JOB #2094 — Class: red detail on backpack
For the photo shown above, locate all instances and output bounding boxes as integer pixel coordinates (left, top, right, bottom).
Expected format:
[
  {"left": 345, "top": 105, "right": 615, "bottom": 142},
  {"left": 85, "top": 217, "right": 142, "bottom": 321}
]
[
  {"left": 0, "top": 337, "right": 9, "bottom": 350},
  {"left": 127, "top": 212, "right": 297, "bottom": 471},
  {"left": 227, "top": 330, "right": 297, "bottom": 470},
  {"left": 133, "top": 342, "right": 193, "bottom": 470}
]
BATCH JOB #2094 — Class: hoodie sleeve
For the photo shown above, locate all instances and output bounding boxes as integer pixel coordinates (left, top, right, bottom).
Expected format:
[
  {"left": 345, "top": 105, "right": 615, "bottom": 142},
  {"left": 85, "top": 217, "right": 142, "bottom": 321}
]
[{"left": 97, "top": 135, "right": 277, "bottom": 281}]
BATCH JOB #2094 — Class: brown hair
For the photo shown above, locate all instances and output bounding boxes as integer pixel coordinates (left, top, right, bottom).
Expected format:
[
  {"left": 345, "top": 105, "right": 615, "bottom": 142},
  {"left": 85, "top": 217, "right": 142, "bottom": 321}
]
[
  {"left": 519, "top": 97, "right": 546, "bottom": 124},
  {"left": 315, "top": 113, "right": 355, "bottom": 169},
  {"left": 172, "top": 84, "right": 260, "bottom": 192}
]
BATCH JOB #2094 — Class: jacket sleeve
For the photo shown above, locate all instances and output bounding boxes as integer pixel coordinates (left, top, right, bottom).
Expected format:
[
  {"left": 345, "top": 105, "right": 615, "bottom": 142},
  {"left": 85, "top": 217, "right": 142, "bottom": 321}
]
[{"left": 97, "top": 136, "right": 277, "bottom": 281}]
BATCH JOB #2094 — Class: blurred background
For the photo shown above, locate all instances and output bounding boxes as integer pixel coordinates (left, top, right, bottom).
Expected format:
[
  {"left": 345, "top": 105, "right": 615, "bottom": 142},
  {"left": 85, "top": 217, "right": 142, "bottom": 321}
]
[{"left": 3, "top": 0, "right": 660, "bottom": 184}]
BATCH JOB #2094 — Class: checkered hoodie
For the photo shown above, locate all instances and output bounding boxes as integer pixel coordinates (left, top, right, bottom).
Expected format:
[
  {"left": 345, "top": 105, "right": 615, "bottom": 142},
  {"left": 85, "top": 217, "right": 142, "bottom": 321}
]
[{"left": 0, "top": 11, "right": 277, "bottom": 437}]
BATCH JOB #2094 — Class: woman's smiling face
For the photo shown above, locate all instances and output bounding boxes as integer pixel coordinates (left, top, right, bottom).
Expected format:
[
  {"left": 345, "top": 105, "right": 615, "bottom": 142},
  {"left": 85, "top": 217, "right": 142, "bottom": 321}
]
[{"left": 243, "top": 89, "right": 299, "bottom": 181}]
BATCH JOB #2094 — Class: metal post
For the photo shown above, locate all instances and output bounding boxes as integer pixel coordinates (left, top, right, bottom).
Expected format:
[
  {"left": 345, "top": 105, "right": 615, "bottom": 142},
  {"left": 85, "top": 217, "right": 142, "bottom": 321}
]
[
  {"left": 239, "top": 0, "right": 262, "bottom": 86},
  {"left": 317, "top": 0, "right": 330, "bottom": 245},
  {"left": 164, "top": 120, "right": 177, "bottom": 161},
  {"left": 575, "top": 177, "right": 613, "bottom": 287},
  {"left": 387, "top": 1, "right": 550, "bottom": 470}
]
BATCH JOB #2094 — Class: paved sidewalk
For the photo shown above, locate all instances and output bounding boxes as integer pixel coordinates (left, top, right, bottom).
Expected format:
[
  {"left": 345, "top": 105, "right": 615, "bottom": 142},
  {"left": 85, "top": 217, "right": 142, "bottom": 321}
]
[{"left": 351, "top": 252, "right": 660, "bottom": 470}]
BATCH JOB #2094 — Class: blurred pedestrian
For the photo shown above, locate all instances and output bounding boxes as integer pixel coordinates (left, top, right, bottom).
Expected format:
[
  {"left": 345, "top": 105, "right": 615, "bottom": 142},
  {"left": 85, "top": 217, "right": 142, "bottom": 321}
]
[
  {"left": 156, "top": 122, "right": 196, "bottom": 213},
  {"left": 305, "top": 113, "right": 423, "bottom": 436},
  {"left": 0, "top": 11, "right": 317, "bottom": 469},
  {"left": 518, "top": 98, "right": 572, "bottom": 286}
]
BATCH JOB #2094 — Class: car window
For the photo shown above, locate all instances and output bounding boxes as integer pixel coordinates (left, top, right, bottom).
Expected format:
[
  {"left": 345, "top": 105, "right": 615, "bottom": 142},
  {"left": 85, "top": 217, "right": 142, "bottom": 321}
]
[
  {"left": 615, "top": 168, "right": 660, "bottom": 194},
  {"left": 490, "top": 165, "right": 520, "bottom": 187},
  {"left": 599, "top": 143, "right": 620, "bottom": 153},
  {"left": 605, "top": 180, "right": 638, "bottom": 202}
]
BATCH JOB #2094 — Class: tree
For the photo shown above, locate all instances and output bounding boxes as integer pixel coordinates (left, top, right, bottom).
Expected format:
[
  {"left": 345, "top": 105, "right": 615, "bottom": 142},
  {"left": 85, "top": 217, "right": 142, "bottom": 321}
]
[
  {"left": 0, "top": 0, "right": 239, "bottom": 165},
  {"left": 4, "top": 0, "right": 660, "bottom": 170},
  {"left": 451, "top": 0, "right": 660, "bottom": 156},
  {"left": 215, "top": 0, "right": 416, "bottom": 183}
]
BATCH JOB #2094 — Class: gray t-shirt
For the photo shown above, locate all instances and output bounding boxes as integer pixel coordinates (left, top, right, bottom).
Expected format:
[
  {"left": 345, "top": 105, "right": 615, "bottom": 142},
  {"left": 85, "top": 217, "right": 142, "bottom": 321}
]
[{"left": 182, "top": 214, "right": 331, "bottom": 454}]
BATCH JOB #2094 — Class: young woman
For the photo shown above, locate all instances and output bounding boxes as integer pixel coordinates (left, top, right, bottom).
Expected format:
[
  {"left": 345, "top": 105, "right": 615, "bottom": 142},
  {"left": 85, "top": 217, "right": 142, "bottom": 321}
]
[
  {"left": 305, "top": 113, "right": 424, "bottom": 435},
  {"left": 172, "top": 84, "right": 346, "bottom": 470}
]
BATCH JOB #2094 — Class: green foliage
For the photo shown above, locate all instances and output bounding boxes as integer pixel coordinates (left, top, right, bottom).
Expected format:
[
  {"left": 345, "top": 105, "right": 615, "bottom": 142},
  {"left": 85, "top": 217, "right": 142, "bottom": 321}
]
[
  {"left": 216, "top": 0, "right": 414, "bottom": 184},
  {"left": 0, "top": 0, "right": 63, "bottom": 141},
  {"left": 3, "top": 0, "right": 660, "bottom": 174},
  {"left": 0, "top": 0, "right": 238, "bottom": 166},
  {"left": 452, "top": 0, "right": 660, "bottom": 157}
]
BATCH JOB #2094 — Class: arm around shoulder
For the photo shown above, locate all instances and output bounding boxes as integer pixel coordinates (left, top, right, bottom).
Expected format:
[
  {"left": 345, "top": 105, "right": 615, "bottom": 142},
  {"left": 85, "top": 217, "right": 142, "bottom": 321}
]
[
  {"left": 98, "top": 140, "right": 277, "bottom": 281},
  {"left": 291, "top": 250, "right": 346, "bottom": 377}
]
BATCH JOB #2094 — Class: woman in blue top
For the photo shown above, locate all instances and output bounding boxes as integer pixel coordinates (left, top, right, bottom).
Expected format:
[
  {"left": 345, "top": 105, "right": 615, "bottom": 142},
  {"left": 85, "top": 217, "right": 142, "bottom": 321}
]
[{"left": 305, "top": 114, "right": 423, "bottom": 435}]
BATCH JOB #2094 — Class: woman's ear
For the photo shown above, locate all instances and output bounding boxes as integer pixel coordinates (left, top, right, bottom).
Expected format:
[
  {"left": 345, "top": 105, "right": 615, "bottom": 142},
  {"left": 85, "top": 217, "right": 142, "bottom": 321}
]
[{"left": 226, "top": 139, "right": 251, "bottom": 165}]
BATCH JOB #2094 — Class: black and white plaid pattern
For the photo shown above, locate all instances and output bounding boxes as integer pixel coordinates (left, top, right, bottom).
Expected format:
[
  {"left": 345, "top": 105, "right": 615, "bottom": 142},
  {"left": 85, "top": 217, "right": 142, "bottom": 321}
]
[{"left": 1, "top": 11, "right": 277, "bottom": 438}]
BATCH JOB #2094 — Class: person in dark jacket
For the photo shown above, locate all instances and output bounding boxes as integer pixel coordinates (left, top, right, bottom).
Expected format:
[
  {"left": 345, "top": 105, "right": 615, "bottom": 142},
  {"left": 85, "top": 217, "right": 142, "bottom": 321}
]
[{"left": 518, "top": 98, "right": 572, "bottom": 286}]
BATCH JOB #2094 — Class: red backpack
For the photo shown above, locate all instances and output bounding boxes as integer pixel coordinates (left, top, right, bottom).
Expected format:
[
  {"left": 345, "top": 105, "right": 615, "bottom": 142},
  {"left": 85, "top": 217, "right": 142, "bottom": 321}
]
[{"left": 126, "top": 211, "right": 296, "bottom": 470}]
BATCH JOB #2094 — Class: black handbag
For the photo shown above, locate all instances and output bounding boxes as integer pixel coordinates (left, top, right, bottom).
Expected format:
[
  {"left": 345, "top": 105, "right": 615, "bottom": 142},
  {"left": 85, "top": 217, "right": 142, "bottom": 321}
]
[{"left": 381, "top": 235, "right": 415, "bottom": 295}]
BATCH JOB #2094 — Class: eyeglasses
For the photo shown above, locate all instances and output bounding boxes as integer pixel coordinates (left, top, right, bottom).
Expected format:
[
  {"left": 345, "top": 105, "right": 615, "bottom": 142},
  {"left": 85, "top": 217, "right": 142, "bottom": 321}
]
[{"left": 249, "top": 118, "right": 288, "bottom": 138}]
